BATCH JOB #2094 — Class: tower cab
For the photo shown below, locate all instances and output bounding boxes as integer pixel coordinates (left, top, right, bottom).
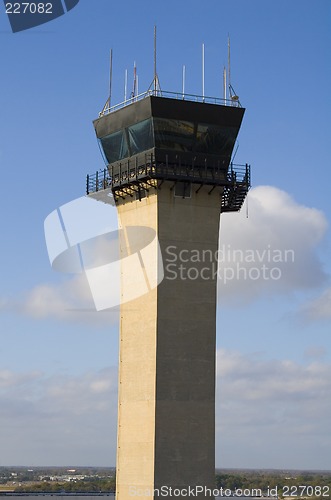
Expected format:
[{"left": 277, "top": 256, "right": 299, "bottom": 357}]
[{"left": 88, "top": 91, "right": 250, "bottom": 211}]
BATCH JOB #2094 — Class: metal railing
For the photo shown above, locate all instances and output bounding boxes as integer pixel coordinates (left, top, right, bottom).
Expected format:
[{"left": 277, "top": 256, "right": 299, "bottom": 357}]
[
  {"left": 86, "top": 155, "right": 250, "bottom": 196},
  {"left": 99, "top": 89, "right": 241, "bottom": 117},
  {"left": 87, "top": 168, "right": 111, "bottom": 194},
  {"left": 227, "top": 162, "right": 251, "bottom": 185}
]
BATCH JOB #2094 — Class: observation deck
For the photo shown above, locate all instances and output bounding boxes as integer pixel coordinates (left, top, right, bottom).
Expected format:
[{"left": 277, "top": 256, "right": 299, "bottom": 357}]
[{"left": 87, "top": 90, "right": 250, "bottom": 212}]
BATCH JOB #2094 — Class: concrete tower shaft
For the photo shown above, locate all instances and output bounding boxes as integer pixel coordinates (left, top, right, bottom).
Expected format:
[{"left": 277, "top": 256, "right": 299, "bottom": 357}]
[{"left": 116, "top": 185, "right": 220, "bottom": 499}]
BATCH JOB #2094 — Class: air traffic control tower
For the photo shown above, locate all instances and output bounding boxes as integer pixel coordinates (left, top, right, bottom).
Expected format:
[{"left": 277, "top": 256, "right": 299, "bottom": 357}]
[{"left": 87, "top": 82, "right": 250, "bottom": 499}]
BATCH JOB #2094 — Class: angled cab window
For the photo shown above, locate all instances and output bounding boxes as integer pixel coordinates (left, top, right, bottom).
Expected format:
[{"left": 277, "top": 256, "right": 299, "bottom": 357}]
[
  {"left": 195, "top": 124, "right": 237, "bottom": 155},
  {"left": 100, "top": 130, "right": 129, "bottom": 164},
  {"left": 128, "top": 118, "right": 154, "bottom": 155},
  {"left": 154, "top": 118, "right": 194, "bottom": 152}
]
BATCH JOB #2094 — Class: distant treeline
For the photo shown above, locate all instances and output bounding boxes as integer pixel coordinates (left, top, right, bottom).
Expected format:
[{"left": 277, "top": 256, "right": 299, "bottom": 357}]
[
  {"left": 14, "top": 471, "right": 331, "bottom": 497},
  {"left": 215, "top": 472, "right": 330, "bottom": 498},
  {"left": 15, "top": 478, "right": 116, "bottom": 494}
]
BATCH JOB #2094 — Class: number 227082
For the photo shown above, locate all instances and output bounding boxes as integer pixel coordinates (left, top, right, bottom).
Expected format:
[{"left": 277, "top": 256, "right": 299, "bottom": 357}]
[{"left": 5, "top": 3, "right": 53, "bottom": 14}]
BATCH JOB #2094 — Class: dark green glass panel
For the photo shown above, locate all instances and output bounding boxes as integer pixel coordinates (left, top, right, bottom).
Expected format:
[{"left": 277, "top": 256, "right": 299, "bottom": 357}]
[
  {"left": 154, "top": 118, "right": 195, "bottom": 152},
  {"left": 100, "top": 130, "right": 129, "bottom": 163},
  {"left": 195, "top": 124, "right": 237, "bottom": 155},
  {"left": 128, "top": 119, "right": 154, "bottom": 155}
]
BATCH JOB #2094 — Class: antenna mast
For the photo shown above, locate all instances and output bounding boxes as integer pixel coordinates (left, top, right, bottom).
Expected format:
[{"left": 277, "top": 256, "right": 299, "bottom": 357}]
[
  {"left": 124, "top": 69, "right": 128, "bottom": 101},
  {"left": 132, "top": 61, "right": 137, "bottom": 98},
  {"left": 99, "top": 49, "right": 113, "bottom": 116},
  {"left": 148, "top": 25, "right": 161, "bottom": 94},
  {"left": 108, "top": 48, "right": 113, "bottom": 110},
  {"left": 227, "top": 35, "right": 231, "bottom": 99},
  {"left": 154, "top": 25, "right": 157, "bottom": 93},
  {"left": 202, "top": 43, "right": 205, "bottom": 100},
  {"left": 227, "top": 35, "right": 240, "bottom": 104},
  {"left": 223, "top": 66, "right": 227, "bottom": 102}
]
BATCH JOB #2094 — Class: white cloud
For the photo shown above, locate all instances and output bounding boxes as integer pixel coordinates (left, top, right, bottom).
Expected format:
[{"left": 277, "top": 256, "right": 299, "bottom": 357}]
[
  {"left": 217, "top": 350, "right": 330, "bottom": 401},
  {"left": 22, "top": 283, "right": 81, "bottom": 318},
  {"left": 218, "top": 185, "right": 328, "bottom": 302},
  {"left": 0, "top": 370, "right": 41, "bottom": 390},
  {"left": 42, "top": 368, "right": 118, "bottom": 416},
  {"left": 0, "top": 274, "right": 119, "bottom": 326},
  {"left": 0, "top": 367, "right": 118, "bottom": 465},
  {"left": 1, "top": 351, "right": 330, "bottom": 469},
  {"left": 216, "top": 349, "right": 331, "bottom": 468},
  {"left": 301, "top": 286, "right": 331, "bottom": 321},
  {"left": 304, "top": 346, "right": 327, "bottom": 359}
]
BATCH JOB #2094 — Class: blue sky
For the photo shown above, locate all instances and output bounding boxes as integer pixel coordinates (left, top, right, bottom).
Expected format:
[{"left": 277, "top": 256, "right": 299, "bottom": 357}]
[{"left": 0, "top": 0, "right": 331, "bottom": 469}]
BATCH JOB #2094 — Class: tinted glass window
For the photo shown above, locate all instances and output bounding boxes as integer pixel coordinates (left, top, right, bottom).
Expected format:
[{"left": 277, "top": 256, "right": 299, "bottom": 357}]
[
  {"left": 195, "top": 124, "right": 237, "bottom": 155},
  {"left": 128, "top": 119, "right": 154, "bottom": 155},
  {"left": 154, "top": 119, "right": 194, "bottom": 152},
  {"left": 100, "top": 130, "right": 129, "bottom": 164}
]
